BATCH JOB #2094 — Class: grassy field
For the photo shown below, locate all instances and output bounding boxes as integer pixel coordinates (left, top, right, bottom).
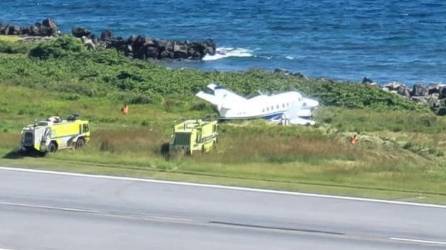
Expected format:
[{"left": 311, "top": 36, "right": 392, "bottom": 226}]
[{"left": 1, "top": 36, "right": 445, "bottom": 204}]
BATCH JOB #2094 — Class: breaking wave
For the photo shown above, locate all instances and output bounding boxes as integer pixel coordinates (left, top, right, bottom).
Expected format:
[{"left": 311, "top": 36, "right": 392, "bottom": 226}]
[{"left": 203, "top": 47, "right": 254, "bottom": 61}]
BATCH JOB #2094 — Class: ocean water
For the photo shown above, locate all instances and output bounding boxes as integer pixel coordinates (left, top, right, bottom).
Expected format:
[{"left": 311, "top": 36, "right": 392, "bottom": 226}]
[{"left": 1, "top": 0, "right": 446, "bottom": 84}]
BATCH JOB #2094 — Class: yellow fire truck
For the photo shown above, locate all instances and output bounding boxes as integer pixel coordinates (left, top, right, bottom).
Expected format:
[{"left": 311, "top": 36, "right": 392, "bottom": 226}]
[
  {"left": 169, "top": 120, "right": 218, "bottom": 155},
  {"left": 20, "top": 114, "right": 90, "bottom": 154}
]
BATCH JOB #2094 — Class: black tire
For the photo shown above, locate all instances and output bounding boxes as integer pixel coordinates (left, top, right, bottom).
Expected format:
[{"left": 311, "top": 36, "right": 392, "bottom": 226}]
[
  {"left": 75, "top": 138, "right": 85, "bottom": 149},
  {"left": 160, "top": 143, "right": 170, "bottom": 156},
  {"left": 48, "top": 142, "right": 57, "bottom": 153}
]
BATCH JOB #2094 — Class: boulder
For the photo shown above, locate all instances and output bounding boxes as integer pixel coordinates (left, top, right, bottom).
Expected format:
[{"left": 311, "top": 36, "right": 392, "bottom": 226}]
[
  {"left": 72, "top": 27, "right": 92, "bottom": 38},
  {"left": 396, "top": 85, "right": 411, "bottom": 98},
  {"left": 0, "top": 24, "right": 5, "bottom": 34},
  {"left": 5, "top": 25, "right": 20, "bottom": 35},
  {"left": 100, "top": 30, "right": 112, "bottom": 41},
  {"left": 173, "top": 41, "right": 188, "bottom": 59},
  {"left": 361, "top": 77, "right": 374, "bottom": 84},
  {"left": 130, "top": 35, "right": 147, "bottom": 59},
  {"left": 145, "top": 45, "right": 160, "bottom": 59},
  {"left": 411, "top": 84, "right": 428, "bottom": 96},
  {"left": 28, "top": 24, "right": 40, "bottom": 35},
  {"left": 203, "top": 39, "right": 216, "bottom": 55},
  {"left": 383, "top": 82, "right": 402, "bottom": 91},
  {"left": 439, "top": 86, "right": 446, "bottom": 99},
  {"left": 428, "top": 85, "right": 440, "bottom": 95},
  {"left": 40, "top": 18, "right": 58, "bottom": 36}
]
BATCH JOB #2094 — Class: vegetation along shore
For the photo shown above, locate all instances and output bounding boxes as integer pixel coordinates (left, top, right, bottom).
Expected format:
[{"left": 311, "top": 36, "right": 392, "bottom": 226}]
[{"left": 0, "top": 20, "right": 445, "bottom": 204}]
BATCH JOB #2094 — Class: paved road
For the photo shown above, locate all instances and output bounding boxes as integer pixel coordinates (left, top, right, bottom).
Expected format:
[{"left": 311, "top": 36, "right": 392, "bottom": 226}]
[{"left": 0, "top": 167, "right": 445, "bottom": 250}]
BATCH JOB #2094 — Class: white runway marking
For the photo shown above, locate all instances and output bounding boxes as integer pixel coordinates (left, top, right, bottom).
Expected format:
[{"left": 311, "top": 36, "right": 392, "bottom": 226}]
[
  {"left": 390, "top": 237, "right": 446, "bottom": 245},
  {"left": 1, "top": 166, "right": 446, "bottom": 209},
  {"left": 0, "top": 201, "right": 99, "bottom": 213},
  {"left": 0, "top": 200, "right": 193, "bottom": 224}
]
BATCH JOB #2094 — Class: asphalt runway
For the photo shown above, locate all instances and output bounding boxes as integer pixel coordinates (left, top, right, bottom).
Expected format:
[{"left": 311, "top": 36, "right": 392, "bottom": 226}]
[{"left": 0, "top": 167, "right": 445, "bottom": 250}]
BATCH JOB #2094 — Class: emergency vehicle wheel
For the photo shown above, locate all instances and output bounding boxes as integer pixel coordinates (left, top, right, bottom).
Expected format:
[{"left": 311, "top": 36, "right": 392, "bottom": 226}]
[
  {"left": 75, "top": 138, "right": 85, "bottom": 149},
  {"left": 48, "top": 142, "right": 57, "bottom": 153}
]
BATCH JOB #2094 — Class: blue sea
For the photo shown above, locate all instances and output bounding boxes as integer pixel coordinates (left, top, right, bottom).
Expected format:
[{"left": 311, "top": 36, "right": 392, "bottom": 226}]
[{"left": 1, "top": 0, "right": 446, "bottom": 84}]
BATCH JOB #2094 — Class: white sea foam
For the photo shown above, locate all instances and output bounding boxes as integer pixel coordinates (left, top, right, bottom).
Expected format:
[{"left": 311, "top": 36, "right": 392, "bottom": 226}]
[
  {"left": 203, "top": 47, "right": 254, "bottom": 61},
  {"left": 285, "top": 56, "right": 295, "bottom": 60}
]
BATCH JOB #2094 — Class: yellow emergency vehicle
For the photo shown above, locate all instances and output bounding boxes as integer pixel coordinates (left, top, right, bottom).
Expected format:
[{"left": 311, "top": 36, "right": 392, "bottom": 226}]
[
  {"left": 169, "top": 120, "right": 218, "bottom": 155},
  {"left": 20, "top": 114, "right": 90, "bottom": 154}
]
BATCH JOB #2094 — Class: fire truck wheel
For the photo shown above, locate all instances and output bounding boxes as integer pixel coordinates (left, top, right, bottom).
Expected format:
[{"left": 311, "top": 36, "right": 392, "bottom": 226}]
[
  {"left": 75, "top": 138, "right": 85, "bottom": 149},
  {"left": 48, "top": 142, "right": 58, "bottom": 153}
]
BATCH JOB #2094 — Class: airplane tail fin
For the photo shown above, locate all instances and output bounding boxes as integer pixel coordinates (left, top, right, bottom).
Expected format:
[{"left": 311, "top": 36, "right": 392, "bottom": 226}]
[{"left": 196, "top": 83, "right": 247, "bottom": 111}]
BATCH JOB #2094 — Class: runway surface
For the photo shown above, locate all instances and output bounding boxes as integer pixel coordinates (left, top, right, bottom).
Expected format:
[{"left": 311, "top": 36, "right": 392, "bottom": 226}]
[{"left": 0, "top": 167, "right": 445, "bottom": 250}]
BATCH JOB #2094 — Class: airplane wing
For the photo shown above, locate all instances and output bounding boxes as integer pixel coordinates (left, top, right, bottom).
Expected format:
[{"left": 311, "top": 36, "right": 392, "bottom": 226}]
[
  {"left": 282, "top": 99, "right": 317, "bottom": 125},
  {"left": 288, "top": 117, "right": 315, "bottom": 126},
  {"left": 196, "top": 91, "right": 221, "bottom": 107}
]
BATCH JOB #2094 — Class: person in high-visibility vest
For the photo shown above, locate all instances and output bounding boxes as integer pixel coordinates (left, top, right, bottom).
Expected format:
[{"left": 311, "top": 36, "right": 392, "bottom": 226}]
[{"left": 121, "top": 104, "right": 129, "bottom": 115}]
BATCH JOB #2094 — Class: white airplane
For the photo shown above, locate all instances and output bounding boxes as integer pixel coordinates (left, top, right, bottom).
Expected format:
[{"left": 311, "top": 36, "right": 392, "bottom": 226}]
[{"left": 196, "top": 83, "right": 319, "bottom": 125}]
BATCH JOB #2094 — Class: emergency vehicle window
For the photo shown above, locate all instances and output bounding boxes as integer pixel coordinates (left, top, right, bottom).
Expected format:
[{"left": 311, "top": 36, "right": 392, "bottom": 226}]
[
  {"left": 174, "top": 133, "right": 190, "bottom": 145},
  {"left": 83, "top": 124, "right": 89, "bottom": 133}
]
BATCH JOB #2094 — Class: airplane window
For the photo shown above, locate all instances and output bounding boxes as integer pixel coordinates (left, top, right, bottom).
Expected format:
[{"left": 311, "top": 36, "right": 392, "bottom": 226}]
[
  {"left": 276, "top": 105, "right": 279, "bottom": 109},
  {"left": 271, "top": 106, "right": 274, "bottom": 110},
  {"left": 282, "top": 104, "right": 285, "bottom": 108}
]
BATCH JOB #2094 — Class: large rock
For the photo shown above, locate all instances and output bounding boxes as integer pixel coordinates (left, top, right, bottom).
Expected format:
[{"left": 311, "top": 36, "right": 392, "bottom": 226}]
[
  {"left": 428, "top": 85, "right": 441, "bottom": 95},
  {"left": 396, "top": 85, "right": 411, "bottom": 98},
  {"left": 173, "top": 41, "right": 189, "bottom": 59},
  {"left": 40, "top": 18, "right": 58, "bottom": 36},
  {"left": 362, "top": 77, "right": 374, "bottom": 84},
  {"left": 72, "top": 27, "right": 92, "bottom": 38},
  {"left": 412, "top": 84, "right": 428, "bottom": 96},
  {"left": 100, "top": 30, "right": 112, "bottom": 41},
  {"left": 439, "top": 86, "right": 446, "bottom": 99}
]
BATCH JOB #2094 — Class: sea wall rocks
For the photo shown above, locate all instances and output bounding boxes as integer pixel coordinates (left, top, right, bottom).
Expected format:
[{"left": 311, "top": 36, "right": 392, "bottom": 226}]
[
  {"left": 71, "top": 27, "right": 215, "bottom": 60},
  {"left": 0, "top": 18, "right": 58, "bottom": 36},
  {"left": 373, "top": 80, "right": 446, "bottom": 115},
  {"left": 0, "top": 19, "right": 216, "bottom": 60}
]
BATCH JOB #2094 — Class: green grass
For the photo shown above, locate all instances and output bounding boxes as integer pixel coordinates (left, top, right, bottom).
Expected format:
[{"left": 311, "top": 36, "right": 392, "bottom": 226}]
[
  {"left": 0, "top": 36, "right": 445, "bottom": 204},
  {"left": 0, "top": 35, "right": 21, "bottom": 42}
]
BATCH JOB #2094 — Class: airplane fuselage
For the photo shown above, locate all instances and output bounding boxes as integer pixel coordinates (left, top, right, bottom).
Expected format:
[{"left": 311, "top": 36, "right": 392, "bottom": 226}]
[
  {"left": 220, "top": 92, "right": 305, "bottom": 120},
  {"left": 196, "top": 83, "right": 319, "bottom": 125}
]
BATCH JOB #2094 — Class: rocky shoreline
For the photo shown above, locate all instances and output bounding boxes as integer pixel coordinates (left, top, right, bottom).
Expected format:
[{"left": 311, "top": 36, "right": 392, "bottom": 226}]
[
  {"left": 1, "top": 19, "right": 216, "bottom": 60},
  {"left": 72, "top": 27, "right": 215, "bottom": 60},
  {"left": 274, "top": 69, "right": 446, "bottom": 115},
  {"left": 0, "top": 18, "right": 59, "bottom": 37},
  {"left": 376, "top": 80, "right": 446, "bottom": 115}
]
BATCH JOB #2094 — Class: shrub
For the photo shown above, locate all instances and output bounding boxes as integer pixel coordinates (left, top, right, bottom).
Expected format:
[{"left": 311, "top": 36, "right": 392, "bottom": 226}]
[
  {"left": 0, "top": 41, "right": 29, "bottom": 54},
  {"left": 28, "top": 36, "right": 84, "bottom": 60},
  {"left": 127, "top": 93, "right": 151, "bottom": 104}
]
